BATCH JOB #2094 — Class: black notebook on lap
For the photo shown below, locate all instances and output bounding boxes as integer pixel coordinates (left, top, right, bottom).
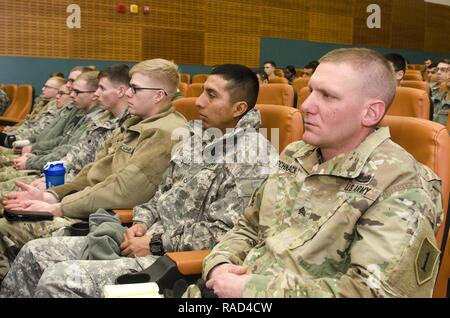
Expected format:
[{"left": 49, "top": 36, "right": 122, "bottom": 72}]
[{"left": 4, "top": 209, "right": 54, "bottom": 222}]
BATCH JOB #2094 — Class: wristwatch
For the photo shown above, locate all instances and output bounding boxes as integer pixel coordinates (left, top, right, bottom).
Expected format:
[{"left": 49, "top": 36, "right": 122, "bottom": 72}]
[{"left": 149, "top": 234, "right": 165, "bottom": 256}]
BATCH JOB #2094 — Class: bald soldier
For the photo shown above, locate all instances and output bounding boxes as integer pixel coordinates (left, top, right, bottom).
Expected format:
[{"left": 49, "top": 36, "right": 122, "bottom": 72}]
[{"left": 184, "top": 48, "right": 442, "bottom": 298}]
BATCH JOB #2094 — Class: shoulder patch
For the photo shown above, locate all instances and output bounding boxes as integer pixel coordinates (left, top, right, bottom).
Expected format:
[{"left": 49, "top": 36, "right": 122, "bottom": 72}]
[{"left": 415, "top": 237, "right": 440, "bottom": 286}]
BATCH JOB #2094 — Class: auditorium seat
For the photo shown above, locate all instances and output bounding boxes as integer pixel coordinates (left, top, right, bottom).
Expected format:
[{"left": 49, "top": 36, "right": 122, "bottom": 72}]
[
  {"left": 297, "top": 86, "right": 311, "bottom": 109},
  {"left": 191, "top": 74, "right": 208, "bottom": 84},
  {"left": 178, "top": 82, "right": 188, "bottom": 97},
  {"left": 292, "top": 77, "right": 309, "bottom": 95},
  {"left": 274, "top": 69, "right": 285, "bottom": 78},
  {"left": 403, "top": 73, "right": 423, "bottom": 81},
  {"left": 185, "top": 83, "right": 204, "bottom": 97},
  {"left": 0, "top": 84, "right": 33, "bottom": 131},
  {"left": 386, "top": 87, "right": 430, "bottom": 119},
  {"left": 257, "top": 83, "right": 294, "bottom": 107},
  {"left": 268, "top": 76, "right": 288, "bottom": 84},
  {"left": 180, "top": 73, "right": 190, "bottom": 84},
  {"left": 400, "top": 80, "right": 430, "bottom": 96},
  {"left": 2, "top": 84, "right": 18, "bottom": 103}
]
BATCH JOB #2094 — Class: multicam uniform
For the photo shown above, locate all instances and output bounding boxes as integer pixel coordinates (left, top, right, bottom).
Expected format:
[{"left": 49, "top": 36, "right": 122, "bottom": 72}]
[
  {"left": 0, "top": 89, "right": 10, "bottom": 116},
  {"left": 0, "top": 108, "right": 278, "bottom": 298},
  {"left": 432, "top": 91, "right": 449, "bottom": 128},
  {"left": 186, "top": 127, "right": 442, "bottom": 298}
]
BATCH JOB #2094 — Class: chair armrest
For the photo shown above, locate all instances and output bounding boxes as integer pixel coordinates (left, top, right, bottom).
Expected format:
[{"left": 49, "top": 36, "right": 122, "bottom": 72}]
[
  {"left": 165, "top": 250, "right": 211, "bottom": 275},
  {"left": 112, "top": 209, "right": 133, "bottom": 224},
  {"left": 0, "top": 116, "right": 21, "bottom": 126}
]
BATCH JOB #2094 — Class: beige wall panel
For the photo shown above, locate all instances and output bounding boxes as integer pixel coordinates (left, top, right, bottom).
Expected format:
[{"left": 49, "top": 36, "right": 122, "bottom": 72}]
[
  {"left": 309, "top": 12, "right": 353, "bottom": 45},
  {"left": 205, "top": 33, "right": 259, "bottom": 67}
]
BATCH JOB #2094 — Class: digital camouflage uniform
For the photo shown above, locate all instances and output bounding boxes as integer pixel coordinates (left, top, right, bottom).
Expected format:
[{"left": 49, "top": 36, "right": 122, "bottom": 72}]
[
  {"left": 185, "top": 127, "right": 442, "bottom": 298},
  {"left": 0, "top": 103, "right": 186, "bottom": 283},
  {"left": 432, "top": 91, "right": 449, "bottom": 128},
  {"left": 11, "top": 99, "right": 62, "bottom": 142},
  {"left": 0, "top": 108, "right": 279, "bottom": 298},
  {"left": 62, "top": 110, "right": 130, "bottom": 182},
  {"left": 3, "top": 97, "right": 49, "bottom": 134},
  {"left": 0, "top": 89, "right": 10, "bottom": 116}
]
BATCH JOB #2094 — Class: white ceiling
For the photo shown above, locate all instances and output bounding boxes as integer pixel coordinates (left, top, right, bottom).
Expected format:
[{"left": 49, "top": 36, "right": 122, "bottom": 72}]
[{"left": 424, "top": 0, "right": 450, "bottom": 6}]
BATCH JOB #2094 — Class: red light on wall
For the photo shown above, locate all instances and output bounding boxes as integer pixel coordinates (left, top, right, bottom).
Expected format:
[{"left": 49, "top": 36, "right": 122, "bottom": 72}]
[
  {"left": 117, "top": 3, "right": 126, "bottom": 13},
  {"left": 143, "top": 6, "right": 150, "bottom": 15}
]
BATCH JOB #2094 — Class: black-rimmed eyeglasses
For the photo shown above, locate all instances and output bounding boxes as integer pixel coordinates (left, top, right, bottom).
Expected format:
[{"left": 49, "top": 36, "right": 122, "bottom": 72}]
[{"left": 128, "top": 84, "right": 168, "bottom": 96}]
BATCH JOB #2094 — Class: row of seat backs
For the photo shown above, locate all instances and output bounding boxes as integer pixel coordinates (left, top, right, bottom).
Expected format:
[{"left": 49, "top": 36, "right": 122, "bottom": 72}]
[
  {"left": 297, "top": 86, "right": 431, "bottom": 120},
  {"left": 407, "top": 64, "right": 423, "bottom": 71},
  {"left": 0, "top": 84, "right": 33, "bottom": 129},
  {"left": 181, "top": 83, "right": 296, "bottom": 108}
]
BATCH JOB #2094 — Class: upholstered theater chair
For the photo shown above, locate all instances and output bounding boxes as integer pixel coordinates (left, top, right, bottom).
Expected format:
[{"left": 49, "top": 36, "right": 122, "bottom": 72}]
[
  {"left": 256, "top": 83, "right": 295, "bottom": 107},
  {"left": 387, "top": 87, "right": 430, "bottom": 119}
]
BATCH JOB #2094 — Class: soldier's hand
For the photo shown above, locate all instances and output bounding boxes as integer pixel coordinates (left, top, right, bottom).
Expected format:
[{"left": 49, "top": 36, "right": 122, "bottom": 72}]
[
  {"left": 208, "top": 263, "right": 247, "bottom": 280},
  {"left": 21, "top": 145, "right": 32, "bottom": 155},
  {"left": 123, "top": 223, "right": 148, "bottom": 241},
  {"left": 12, "top": 156, "right": 27, "bottom": 170},
  {"left": 120, "top": 235, "right": 151, "bottom": 258},
  {"left": 3, "top": 181, "right": 43, "bottom": 202},
  {"left": 206, "top": 270, "right": 249, "bottom": 298}
]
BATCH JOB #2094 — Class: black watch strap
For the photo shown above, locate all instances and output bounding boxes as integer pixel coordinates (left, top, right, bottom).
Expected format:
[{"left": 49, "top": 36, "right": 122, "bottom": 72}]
[{"left": 150, "top": 234, "right": 165, "bottom": 256}]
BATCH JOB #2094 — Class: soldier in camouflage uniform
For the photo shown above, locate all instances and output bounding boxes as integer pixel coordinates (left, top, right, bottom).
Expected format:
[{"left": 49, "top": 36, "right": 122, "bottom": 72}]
[
  {"left": 430, "top": 60, "right": 449, "bottom": 102},
  {"left": 0, "top": 77, "right": 66, "bottom": 144},
  {"left": 432, "top": 77, "right": 449, "bottom": 128},
  {"left": 0, "top": 59, "right": 187, "bottom": 285},
  {"left": 183, "top": 48, "right": 443, "bottom": 298},
  {"left": 0, "top": 88, "right": 10, "bottom": 116},
  {"left": 0, "top": 64, "right": 278, "bottom": 298}
]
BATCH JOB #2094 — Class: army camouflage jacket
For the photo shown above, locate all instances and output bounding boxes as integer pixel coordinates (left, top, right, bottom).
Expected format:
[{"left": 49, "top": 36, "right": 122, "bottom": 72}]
[
  {"left": 432, "top": 91, "right": 449, "bottom": 127},
  {"left": 204, "top": 127, "right": 443, "bottom": 298},
  {"left": 49, "top": 103, "right": 187, "bottom": 219},
  {"left": 62, "top": 110, "right": 130, "bottom": 182},
  {"left": 12, "top": 99, "right": 62, "bottom": 141},
  {"left": 0, "top": 88, "right": 10, "bottom": 116},
  {"left": 4, "top": 97, "right": 49, "bottom": 134},
  {"left": 25, "top": 106, "right": 105, "bottom": 170},
  {"left": 133, "top": 108, "right": 278, "bottom": 252}
]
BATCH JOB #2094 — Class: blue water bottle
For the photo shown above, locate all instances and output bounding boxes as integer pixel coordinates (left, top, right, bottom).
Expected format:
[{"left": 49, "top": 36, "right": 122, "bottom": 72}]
[{"left": 43, "top": 161, "right": 66, "bottom": 189}]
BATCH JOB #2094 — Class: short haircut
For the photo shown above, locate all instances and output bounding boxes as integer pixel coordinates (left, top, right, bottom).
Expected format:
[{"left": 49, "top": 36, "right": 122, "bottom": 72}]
[
  {"left": 130, "top": 58, "right": 180, "bottom": 97},
  {"left": 49, "top": 72, "right": 64, "bottom": 79},
  {"left": 424, "top": 57, "right": 432, "bottom": 62},
  {"left": 384, "top": 53, "right": 406, "bottom": 73},
  {"left": 285, "top": 65, "right": 296, "bottom": 75},
  {"left": 428, "top": 62, "right": 438, "bottom": 69},
  {"left": 75, "top": 71, "right": 100, "bottom": 90},
  {"left": 210, "top": 64, "right": 259, "bottom": 109},
  {"left": 70, "top": 65, "right": 97, "bottom": 73},
  {"left": 304, "top": 60, "right": 320, "bottom": 73},
  {"left": 48, "top": 76, "right": 67, "bottom": 87},
  {"left": 320, "top": 48, "right": 397, "bottom": 110},
  {"left": 256, "top": 70, "right": 268, "bottom": 82},
  {"left": 98, "top": 64, "right": 130, "bottom": 86},
  {"left": 437, "top": 59, "right": 450, "bottom": 66},
  {"left": 263, "top": 60, "right": 276, "bottom": 67}
]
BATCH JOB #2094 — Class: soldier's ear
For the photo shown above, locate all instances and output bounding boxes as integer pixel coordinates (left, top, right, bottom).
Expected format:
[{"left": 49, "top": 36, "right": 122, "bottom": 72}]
[
  {"left": 362, "top": 99, "right": 385, "bottom": 127},
  {"left": 117, "top": 85, "right": 127, "bottom": 98},
  {"left": 232, "top": 101, "right": 248, "bottom": 119}
]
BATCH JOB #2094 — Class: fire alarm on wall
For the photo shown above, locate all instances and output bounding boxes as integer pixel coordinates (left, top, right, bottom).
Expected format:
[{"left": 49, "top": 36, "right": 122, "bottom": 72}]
[{"left": 116, "top": 3, "right": 126, "bottom": 13}]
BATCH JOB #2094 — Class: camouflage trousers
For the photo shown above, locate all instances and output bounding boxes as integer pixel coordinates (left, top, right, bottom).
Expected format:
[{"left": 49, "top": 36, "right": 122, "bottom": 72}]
[
  {"left": 182, "top": 284, "right": 202, "bottom": 298},
  {"left": 0, "top": 236, "right": 158, "bottom": 298},
  {"left": 0, "top": 147, "right": 14, "bottom": 156},
  {"left": 0, "top": 217, "right": 79, "bottom": 283}
]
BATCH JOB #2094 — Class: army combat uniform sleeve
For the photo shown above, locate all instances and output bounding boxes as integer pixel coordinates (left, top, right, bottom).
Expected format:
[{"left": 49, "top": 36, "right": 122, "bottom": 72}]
[
  {"left": 57, "top": 129, "right": 176, "bottom": 219},
  {"left": 205, "top": 174, "right": 442, "bottom": 298},
  {"left": 202, "top": 182, "right": 265, "bottom": 278}
]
